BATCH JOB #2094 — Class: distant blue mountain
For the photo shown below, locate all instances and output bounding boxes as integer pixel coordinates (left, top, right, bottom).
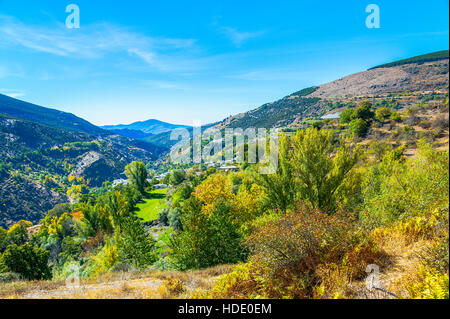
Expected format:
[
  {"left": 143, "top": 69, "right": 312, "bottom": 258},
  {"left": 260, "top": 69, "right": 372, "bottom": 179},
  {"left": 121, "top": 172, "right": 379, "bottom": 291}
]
[
  {"left": 110, "top": 128, "right": 153, "bottom": 139},
  {"left": 102, "top": 119, "right": 189, "bottom": 135}
]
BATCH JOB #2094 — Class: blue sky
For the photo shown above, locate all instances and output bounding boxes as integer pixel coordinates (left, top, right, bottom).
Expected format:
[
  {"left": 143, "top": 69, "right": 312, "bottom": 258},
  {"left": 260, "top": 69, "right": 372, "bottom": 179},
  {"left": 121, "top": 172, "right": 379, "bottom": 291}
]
[{"left": 0, "top": 0, "right": 448, "bottom": 126}]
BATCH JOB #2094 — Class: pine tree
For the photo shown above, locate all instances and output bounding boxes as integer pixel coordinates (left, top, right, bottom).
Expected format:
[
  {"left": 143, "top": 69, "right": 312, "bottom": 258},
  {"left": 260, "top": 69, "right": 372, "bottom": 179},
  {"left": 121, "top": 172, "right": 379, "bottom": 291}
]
[{"left": 115, "top": 214, "right": 156, "bottom": 269}]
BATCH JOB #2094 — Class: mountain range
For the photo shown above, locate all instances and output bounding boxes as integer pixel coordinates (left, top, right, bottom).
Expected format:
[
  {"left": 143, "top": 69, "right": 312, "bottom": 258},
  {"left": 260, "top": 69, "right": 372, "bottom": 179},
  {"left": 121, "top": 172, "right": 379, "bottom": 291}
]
[
  {"left": 102, "top": 119, "right": 189, "bottom": 135},
  {"left": 0, "top": 50, "right": 448, "bottom": 227},
  {"left": 0, "top": 95, "right": 167, "bottom": 227}
]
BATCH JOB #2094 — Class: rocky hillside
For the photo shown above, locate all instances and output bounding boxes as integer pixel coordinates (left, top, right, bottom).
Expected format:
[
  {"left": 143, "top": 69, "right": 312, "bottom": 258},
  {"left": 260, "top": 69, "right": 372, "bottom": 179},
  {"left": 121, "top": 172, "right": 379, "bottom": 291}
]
[
  {"left": 214, "top": 51, "right": 448, "bottom": 130},
  {"left": 309, "top": 59, "right": 448, "bottom": 99},
  {"left": 0, "top": 108, "right": 167, "bottom": 228}
]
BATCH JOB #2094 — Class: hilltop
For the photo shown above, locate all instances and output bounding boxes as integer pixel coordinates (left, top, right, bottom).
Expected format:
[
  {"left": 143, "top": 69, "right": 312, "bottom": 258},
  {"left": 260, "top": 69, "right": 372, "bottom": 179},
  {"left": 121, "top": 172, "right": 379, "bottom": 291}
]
[{"left": 369, "top": 50, "right": 449, "bottom": 69}]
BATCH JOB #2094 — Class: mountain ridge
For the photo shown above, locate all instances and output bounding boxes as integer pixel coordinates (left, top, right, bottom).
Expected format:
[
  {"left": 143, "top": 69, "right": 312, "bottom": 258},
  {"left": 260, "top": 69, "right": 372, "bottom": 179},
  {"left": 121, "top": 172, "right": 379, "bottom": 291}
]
[
  {"left": 0, "top": 98, "right": 168, "bottom": 227},
  {"left": 102, "top": 119, "right": 190, "bottom": 135},
  {"left": 0, "top": 94, "right": 109, "bottom": 136}
]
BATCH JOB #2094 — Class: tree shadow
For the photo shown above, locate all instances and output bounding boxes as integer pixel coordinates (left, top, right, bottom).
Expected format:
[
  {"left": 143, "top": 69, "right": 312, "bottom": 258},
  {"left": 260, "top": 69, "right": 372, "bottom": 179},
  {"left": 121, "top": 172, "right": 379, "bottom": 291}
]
[{"left": 143, "top": 192, "right": 166, "bottom": 200}]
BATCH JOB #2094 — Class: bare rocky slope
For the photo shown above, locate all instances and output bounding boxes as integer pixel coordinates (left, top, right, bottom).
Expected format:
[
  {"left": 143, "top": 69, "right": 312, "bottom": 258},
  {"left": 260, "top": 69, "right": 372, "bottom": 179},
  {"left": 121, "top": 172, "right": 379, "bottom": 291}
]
[{"left": 212, "top": 54, "right": 448, "bottom": 131}]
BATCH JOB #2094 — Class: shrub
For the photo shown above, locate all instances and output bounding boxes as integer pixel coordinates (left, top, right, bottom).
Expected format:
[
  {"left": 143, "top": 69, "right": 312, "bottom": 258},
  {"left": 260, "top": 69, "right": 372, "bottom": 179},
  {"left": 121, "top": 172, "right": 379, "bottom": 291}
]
[
  {"left": 340, "top": 109, "right": 355, "bottom": 124},
  {"left": 197, "top": 262, "right": 262, "bottom": 299},
  {"left": 89, "top": 242, "right": 119, "bottom": 277},
  {"left": 432, "top": 114, "right": 449, "bottom": 130},
  {"left": 0, "top": 272, "right": 21, "bottom": 283},
  {"left": 242, "top": 205, "right": 355, "bottom": 298},
  {"left": 390, "top": 111, "right": 402, "bottom": 122},
  {"left": 418, "top": 120, "right": 432, "bottom": 129},
  {"left": 350, "top": 118, "right": 368, "bottom": 137},
  {"left": 352, "top": 101, "right": 374, "bottom": 121},
  {"left": 0, "top": 244, "right": 51, "bottom": 280},
  {"left": 157, "top": 277, "right": 187, "bottom": 298},
  {"left": 375, "top": 107, "right": 392, "bottom": 122},
  {"left": 361, "top": 142, "right": 449, "bottom": 227},
  {"left": 404, "top": 107, "right": 420, "bottom": 126},
  {"left": 407, "top": 266, "right": 449, "bottom": 299},
  {"left": 158, "top": 207, "right": 169, "bottom": 225}
]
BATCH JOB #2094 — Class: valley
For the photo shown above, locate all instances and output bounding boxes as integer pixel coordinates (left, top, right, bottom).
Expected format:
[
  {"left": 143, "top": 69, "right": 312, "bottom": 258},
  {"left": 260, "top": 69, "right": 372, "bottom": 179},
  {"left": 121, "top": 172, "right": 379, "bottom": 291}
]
[{"left": 0, "top": 50, "right": 448, "bottom": 300}]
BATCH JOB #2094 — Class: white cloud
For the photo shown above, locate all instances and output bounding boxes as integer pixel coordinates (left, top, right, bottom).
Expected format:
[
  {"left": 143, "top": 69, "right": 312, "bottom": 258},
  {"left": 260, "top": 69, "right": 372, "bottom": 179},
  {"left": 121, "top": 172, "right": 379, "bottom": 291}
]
[
  {"left": 147, "top": 80, "right": 186, "bottom": 90},
  {"left": 225, "top": 67, "right": 322, "bottom": 81},
  {"left": 0, "top": 15, "right": 196, "bottom": 71},
  {"left": 0, "top": 89, "right": 25, "bottom": 98},
  {"left": 219, "top": 27, "right": 264, "bottom": 47},
  {"left": 127, "top": 48, "right": 161, "bottom": 69}
]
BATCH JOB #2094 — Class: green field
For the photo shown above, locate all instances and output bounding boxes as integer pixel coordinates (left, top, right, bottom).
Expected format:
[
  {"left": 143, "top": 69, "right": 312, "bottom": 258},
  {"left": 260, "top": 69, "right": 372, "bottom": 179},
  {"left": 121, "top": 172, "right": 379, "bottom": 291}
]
[{"left": 136, "top": 189, "right": 168, "bottom": 222}]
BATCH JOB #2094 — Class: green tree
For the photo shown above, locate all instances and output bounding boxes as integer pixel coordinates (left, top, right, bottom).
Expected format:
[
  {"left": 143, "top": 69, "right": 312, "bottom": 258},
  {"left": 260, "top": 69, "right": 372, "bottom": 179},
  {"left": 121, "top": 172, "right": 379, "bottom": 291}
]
[
  {"left": 158, "top": 207, "right": 170, "bottom": 225},
  {"left": 105, "top": 191, "right": 130, "bottom": 228},
  {"left": 0, "top": 244, "right": 51, "bottom": 280},
  {"left": 255, "top": 134, "right": 296, "bottom": 214},
  {"left": 125, "top": 161, "right": 148, "bottom": 195},
  {"left": 352, "top": 101, "right": 375, "bottom": 121},
  {"left": 170, "top": 170, "right": 186, "bottom": 186},
  {"left": 290, "top": 128, "right": 361, "bottom": 211},
  {"left": 79, "top": 203, "right": 112, "bottom": 237},
  {"left": 375, "top": 107, "right": 392, "bottom": 122},
  {"left": 116, "top": 214, "right": 156, "bottom": 269},
  {"left": 0, "top": 227, "right": 6, "bottom": 251},
  {"left": 340, "top": 108, "right": 355, "bottom": 124},
  {"left": 170, "top": 198, "right": 247, "bottom": 270},
  {"left": 350, "top": 118, "right": 368, "bottom": 137},
  {"left": 1, "top": 220, "right": 31, "bottom": 251}
]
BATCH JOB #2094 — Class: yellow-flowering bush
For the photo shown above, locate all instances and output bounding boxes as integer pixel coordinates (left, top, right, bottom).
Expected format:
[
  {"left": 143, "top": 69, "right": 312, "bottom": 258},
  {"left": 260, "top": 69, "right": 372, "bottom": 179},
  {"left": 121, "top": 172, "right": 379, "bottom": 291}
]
[
  {"left": 157, "top": 277, "right": 187, "bottom": 298},
  {"left": 407, "top": 266, "right": 449, "bottom": 299}
]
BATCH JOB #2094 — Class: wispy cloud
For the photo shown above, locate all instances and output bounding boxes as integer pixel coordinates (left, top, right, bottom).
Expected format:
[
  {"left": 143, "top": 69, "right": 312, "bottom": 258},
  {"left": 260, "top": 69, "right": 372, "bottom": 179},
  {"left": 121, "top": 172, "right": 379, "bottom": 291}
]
[
  {"left": 0, "top": 64, "right": 24, "bottom": 78},
  {"left": 0, "top": 15, "right": 197, "bottom": 71},
  {"left": 225, "top": 66, "right": 330, "bottom": 82},
  {"left": 128, "top": 48, "right": 158, "bottom": 68},
  {"left": 146, "top": 80, "right": 187, "bottom": 90},
  {"left": 219, "top": 26, "right": 265, "bottom": 47},
  {"left": 0, "top": 88, "right": 25, "bottom": 98}
]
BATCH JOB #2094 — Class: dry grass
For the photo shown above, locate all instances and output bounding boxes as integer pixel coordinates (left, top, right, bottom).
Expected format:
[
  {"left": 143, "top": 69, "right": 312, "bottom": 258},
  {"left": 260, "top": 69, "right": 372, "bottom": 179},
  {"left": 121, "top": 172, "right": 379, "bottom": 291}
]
[
  {"left": 0, "top": 264, "right": 233, "bottom": 299},
  {"left": 343, "top": 223, "right": 442, "bottom": 299},
  {"left": 369, "top": 227, "right": 437, "bottom": 298}
]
